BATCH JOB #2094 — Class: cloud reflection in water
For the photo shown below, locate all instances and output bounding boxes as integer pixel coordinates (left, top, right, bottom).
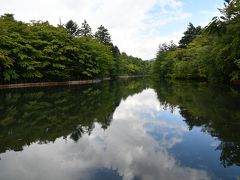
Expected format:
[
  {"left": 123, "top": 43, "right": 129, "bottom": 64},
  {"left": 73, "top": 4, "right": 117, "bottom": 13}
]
[{"left": 0, "top": 89, "right": 210, "bottom": 180}]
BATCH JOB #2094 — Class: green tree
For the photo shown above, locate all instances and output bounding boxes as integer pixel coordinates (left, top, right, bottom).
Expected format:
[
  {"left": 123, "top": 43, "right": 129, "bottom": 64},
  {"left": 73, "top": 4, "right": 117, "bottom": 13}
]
[
  {"left": 0, "top": 13, "right": 15, "bottom": 21},
  {"left": 0, "top": 14, "right": 148, "bottom": 82},
  {"left": 179, "top": 23, "right": 202, "bottom": 48},
  {"left": 65, "top": 20, "right": 80, "bottom": 36},
  {"left": 95, "top": 25, "right": 111, "bottom": 45},
  {"left": 79, "top": 20, "right": 93, "bottom": 37},
  {"left": 151, "top": 42, "right": 177, "bottom": 79},
  {"left": 109, "top": 44, "right": 121, "bottom": 79},
  {"left": 152, "top": 0, "right": 240, "bottom": 83}
]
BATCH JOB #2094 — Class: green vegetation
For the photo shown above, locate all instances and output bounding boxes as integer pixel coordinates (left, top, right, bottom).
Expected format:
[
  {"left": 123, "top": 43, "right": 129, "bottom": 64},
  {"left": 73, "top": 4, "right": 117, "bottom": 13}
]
[
  {"left": 1, "top": 0, "right": 239, "bottom": 84},
  {"left": 0, "top": 14, "right": 150, "bottom": 83},
  {"left": 152, "top": 0, "right": 240, "bottom": 83}
]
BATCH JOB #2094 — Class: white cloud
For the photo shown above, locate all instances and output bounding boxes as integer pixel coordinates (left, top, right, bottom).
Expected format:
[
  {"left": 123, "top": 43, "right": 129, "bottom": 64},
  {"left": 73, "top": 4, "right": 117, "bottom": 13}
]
[{"left": 0, "top": 0, "right": 191, "bottom": 59}]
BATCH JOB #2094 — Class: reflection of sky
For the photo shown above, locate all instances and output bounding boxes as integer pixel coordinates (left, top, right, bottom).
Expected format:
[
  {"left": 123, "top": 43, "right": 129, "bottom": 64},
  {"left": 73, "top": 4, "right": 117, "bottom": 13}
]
[{"left": 0, "top": 89, "right": 214, "bottom": 180}]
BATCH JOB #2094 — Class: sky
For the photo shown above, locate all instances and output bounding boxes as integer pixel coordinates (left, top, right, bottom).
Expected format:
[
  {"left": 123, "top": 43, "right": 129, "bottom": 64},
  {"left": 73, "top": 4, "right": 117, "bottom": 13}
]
[{"left": 0, "top": 0, "right": 224, "bottom": 60}]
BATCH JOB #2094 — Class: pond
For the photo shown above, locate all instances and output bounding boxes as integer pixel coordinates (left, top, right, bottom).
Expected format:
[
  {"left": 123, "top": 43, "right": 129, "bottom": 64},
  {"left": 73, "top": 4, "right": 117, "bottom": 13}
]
[{"left": 0, "top": 79, "right": 240, "bottom": 180}]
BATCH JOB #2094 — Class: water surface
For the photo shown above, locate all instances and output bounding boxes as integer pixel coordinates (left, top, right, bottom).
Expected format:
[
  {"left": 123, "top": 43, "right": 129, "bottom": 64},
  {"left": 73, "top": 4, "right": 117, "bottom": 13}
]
[{"left": 0, "top": 79, "right": 240, "bottom": 180}]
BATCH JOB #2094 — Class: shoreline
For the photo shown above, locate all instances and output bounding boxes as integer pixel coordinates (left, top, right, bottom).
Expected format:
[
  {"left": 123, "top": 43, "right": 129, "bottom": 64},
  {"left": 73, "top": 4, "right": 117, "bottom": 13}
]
[
  {"left": 0, "top": 79, "right": 103, "bottom": 90},
  {"left": 0, "top": 76, "right": 148, "bottom": 90}
]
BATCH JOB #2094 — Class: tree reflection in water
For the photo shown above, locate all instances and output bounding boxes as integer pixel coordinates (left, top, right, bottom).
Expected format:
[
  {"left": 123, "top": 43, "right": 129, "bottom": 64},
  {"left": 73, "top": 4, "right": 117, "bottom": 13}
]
[
  {"left": 0, "top": 79, "right": 149, "bottom": 152},
  {"left": 153, "top": 80, "right": 240, "bottom": 167},
  {"left": 0, "top": 79, "right": 239, "bottom": 180}
]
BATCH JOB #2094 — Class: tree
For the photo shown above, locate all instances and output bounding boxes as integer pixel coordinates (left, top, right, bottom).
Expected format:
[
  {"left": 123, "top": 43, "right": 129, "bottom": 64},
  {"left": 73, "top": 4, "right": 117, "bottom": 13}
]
[
  {"left": 179, "top": 23, "right": 202, "bottom": 48},
  {"left": 79, "top": 20, "right": 93, "bottom": 37},
  {"left": 158, "top": 41, "right": 177, "bottom": 53},
  {"left": 205, "top": 0, "right": 240, "bottom": 35},
  {"left": 0, "top": 13, "right": 15, "bottom": 21},
  {"left": 0, "top": 13, "right": 148, "bottom": 82},
  {"left": 218, "top": 0, "right": 240, "bottom": 22},
  {"left": 65, "top": 20, "right": 80, "bottom": 36},
  {"left": 95, "top": 25, "right": 111, "bottom": 45},
  {"left": 111, "top": 44, "right": 120, "bottom": 57}
]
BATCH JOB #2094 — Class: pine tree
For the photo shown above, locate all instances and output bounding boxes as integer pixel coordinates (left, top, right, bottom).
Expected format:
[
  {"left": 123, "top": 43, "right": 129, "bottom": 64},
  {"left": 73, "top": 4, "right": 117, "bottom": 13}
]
[
  {"left": 65, "top": 20, "right": 80, "bottom": 36},
  {"left": 179, "top": 23, "right": 202, "bottom": 48},
  {"left": 95, "top": 25, "right": 111, "bottom": 45},
  {"left": 79, "top": 20, "right": 93, "bottom": 37}
]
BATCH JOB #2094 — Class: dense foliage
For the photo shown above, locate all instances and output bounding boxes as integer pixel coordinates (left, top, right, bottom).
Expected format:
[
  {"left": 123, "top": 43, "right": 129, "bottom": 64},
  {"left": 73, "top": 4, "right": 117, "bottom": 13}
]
[
  {"left": 152, "top": 0, "right": 240, "bottom": 83},
  {"left": 0, "top": 14, "right": 149, "bottom": 82}
]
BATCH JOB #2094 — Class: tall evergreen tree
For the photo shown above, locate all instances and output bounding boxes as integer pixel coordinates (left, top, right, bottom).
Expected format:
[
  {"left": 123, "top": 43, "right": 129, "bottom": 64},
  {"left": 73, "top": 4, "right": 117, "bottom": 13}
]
[
  {"left": 95, "top": 25, "right": 111, "bottom": 45},
  {"left": 79, "top": 20, "right": 93, "bottom": 37},
  {"left": 178, "top": 23, "right": 202, "bottom": 48},
  {"left": 65, "top": 20, "right": 80, "bottom": 36},
  {"left": 111, "top": 44, "right": 120, "bottom": 57}
]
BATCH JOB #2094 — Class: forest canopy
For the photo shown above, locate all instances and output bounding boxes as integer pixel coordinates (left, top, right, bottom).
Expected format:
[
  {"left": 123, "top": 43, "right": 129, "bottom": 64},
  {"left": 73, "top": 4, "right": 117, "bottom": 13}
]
[
  {"left": 0, "top": 14, "right": 151, "bottom": 82},
  {"left": 152, "top": 0, "right": 240, "bottom": 83}
]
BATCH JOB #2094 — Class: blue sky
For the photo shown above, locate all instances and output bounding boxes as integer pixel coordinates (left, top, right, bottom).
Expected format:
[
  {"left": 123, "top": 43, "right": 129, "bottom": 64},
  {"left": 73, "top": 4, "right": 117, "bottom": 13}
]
[
  {"left": 145, "top": 0, "right": 223, "bottom": 39},
  {"left": 0, "top": 0, "right": 224, "bottom": 59}
]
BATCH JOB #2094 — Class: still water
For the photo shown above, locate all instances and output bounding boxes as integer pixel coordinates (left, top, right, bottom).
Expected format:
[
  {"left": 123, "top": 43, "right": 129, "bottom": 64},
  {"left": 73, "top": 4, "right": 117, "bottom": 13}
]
[{"left": 0, "top": 79, "right": 240, "bottom": 180}]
